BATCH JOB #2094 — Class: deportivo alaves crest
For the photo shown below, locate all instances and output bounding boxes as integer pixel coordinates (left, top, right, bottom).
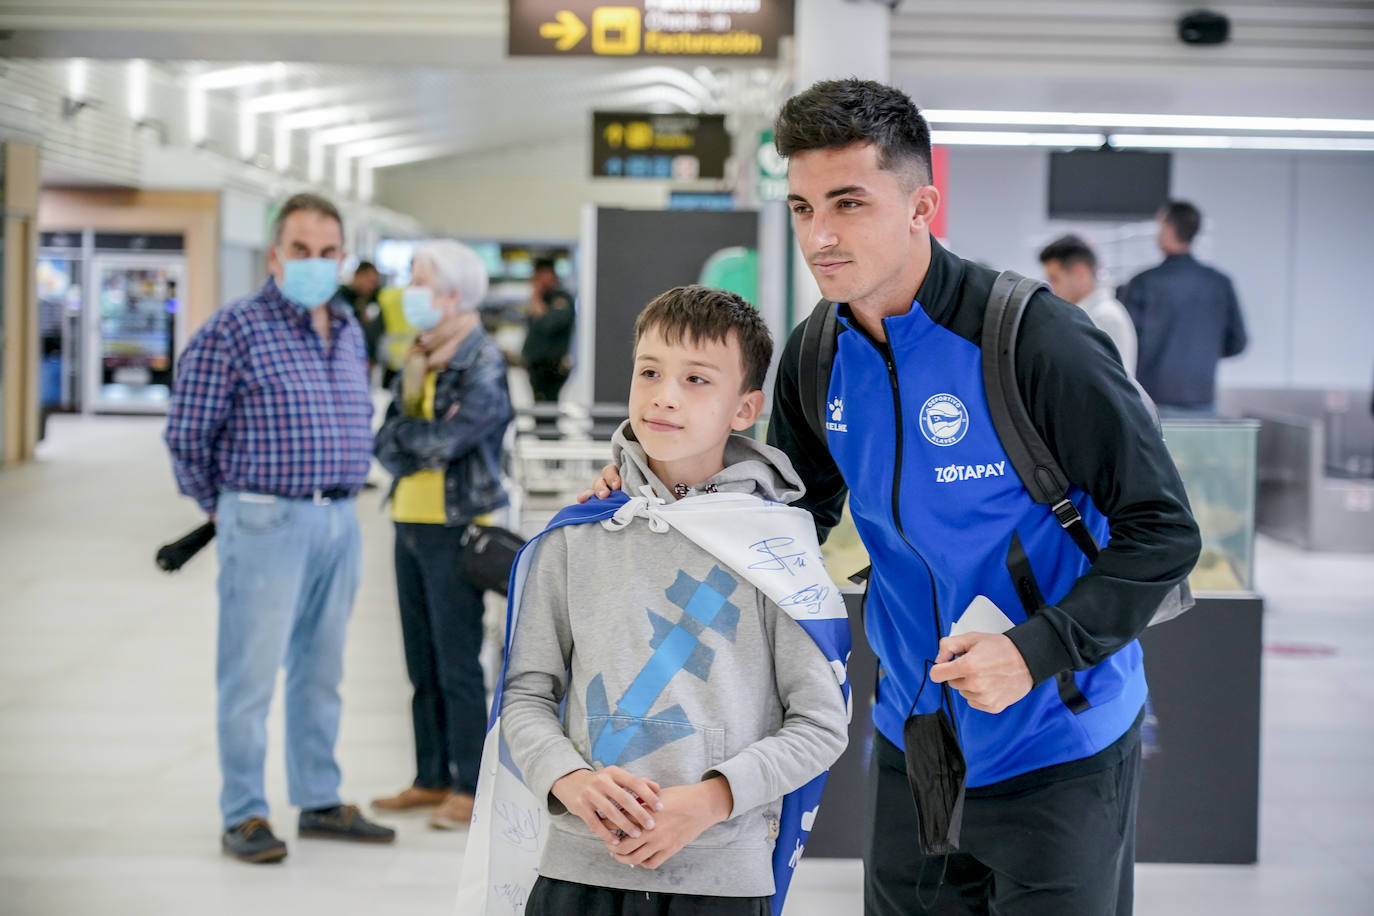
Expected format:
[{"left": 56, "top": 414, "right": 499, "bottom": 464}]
[
  {"left": 587, "top": 565, "right": 741, "bottom": 767},
  {"left": 920, "top": 393, "right": 970, "bottom": 446}
]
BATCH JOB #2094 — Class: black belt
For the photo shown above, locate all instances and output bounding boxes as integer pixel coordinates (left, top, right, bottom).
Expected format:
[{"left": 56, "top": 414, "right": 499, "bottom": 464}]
[
  {"left": 231, "top": 488, "right": 356, "bottom": 503},
  {"left": 304, "top": 487, "right": 355, "bottom": 503}
]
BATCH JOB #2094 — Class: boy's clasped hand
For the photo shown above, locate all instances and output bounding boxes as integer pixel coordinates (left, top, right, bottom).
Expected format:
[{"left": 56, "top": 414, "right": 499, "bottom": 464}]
[{"left": 551, "top": 766, "right": 734, "bottom": 870}]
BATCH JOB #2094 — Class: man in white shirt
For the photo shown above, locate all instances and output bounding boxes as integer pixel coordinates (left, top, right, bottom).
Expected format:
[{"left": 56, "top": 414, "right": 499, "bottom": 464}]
[{"left": 1039, "top": 234, "right": 1138, "bottom": 377}]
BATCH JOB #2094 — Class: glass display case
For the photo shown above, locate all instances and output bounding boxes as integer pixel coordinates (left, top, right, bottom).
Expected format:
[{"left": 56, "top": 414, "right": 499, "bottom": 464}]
[
  {"left": 815, "top": 419, "right": 1261, "bottom": 595},
  {"left": 1161, "top": 418, "right": 1260, "bottom": 593}
]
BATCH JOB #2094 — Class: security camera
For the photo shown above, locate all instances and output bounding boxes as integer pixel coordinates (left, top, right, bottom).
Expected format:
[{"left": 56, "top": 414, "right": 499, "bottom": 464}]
[{"left": 1178, "top": 10, "right": 1230, "bottom": 45}]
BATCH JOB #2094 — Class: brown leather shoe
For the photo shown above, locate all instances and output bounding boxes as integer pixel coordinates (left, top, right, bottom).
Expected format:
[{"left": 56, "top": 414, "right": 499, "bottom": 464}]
[
  {"left": 371, "top": 786, "right": 451, "bottom": 811},
  {"left": 428, "top": 792, "right": 476, "bottom": 830}
]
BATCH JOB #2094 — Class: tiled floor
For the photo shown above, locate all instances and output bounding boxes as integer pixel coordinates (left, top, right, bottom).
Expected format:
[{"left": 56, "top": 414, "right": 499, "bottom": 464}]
[{"left": 1, "top": 414, "right": 1371, "bottom": 915}]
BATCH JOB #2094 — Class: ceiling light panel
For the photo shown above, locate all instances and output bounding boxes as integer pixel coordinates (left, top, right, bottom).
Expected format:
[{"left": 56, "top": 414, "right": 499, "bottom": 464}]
[
  {"left": 925, "top": 109, "right": 1374, "bottom": 134},
  {"left": 930, "top": 130, "right": 1105, "bottom": 147}
]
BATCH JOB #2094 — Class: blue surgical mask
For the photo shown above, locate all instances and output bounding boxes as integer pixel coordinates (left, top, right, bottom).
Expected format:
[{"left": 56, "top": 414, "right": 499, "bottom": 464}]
[
  {"left": 279, "top": 258, "right": 339, "bottom": 310},
  {"left": 402, "top": 286, "right": 440, "bottom": 331}
]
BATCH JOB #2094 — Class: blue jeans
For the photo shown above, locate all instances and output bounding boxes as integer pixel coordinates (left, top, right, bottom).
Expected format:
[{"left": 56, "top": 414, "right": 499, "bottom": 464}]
[{"left": 215, "top": 490, "right": 362, "bottom": 829}]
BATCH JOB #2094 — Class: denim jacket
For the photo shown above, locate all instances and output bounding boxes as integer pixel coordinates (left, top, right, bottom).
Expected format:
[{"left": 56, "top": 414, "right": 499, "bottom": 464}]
[{"left": 374, "top": 326, "right": 513, "bottom": 526}]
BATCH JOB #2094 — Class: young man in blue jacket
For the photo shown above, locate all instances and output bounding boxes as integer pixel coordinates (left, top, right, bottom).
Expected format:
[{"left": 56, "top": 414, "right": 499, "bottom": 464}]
[{"left": 594, "top": 80, "right": 1200, "bottom": 915}]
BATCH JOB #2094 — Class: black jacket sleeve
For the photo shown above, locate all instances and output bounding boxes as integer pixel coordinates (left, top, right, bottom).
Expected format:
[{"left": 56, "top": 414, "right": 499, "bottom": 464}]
[
  {"left": 1003, "top": 293, "right": 1202, "bottom": 685},
  {"left": 767, "top": 321, "right": 849, "bottom": 543}
]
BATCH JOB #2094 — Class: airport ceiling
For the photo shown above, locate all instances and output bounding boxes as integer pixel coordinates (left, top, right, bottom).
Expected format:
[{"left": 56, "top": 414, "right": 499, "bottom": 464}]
[{"left": 2, "top": 0, "right": 1372, "bottom": 177}]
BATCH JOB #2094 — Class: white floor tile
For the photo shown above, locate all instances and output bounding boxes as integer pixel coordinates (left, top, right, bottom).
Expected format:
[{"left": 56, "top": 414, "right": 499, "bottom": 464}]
[{"left": 2, "top": 414, "right": 1373, "bottom": 915}]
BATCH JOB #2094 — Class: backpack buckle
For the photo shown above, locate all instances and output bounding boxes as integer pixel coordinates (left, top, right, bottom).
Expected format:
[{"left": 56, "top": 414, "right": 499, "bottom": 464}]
[{"left": 1051, "top": 498, "right": 1082, "bottom": 529}]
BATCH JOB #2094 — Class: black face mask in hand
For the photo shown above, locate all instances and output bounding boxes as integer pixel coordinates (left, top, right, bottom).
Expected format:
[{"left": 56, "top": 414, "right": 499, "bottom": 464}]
[{"left": 903, "top": 668, "right": 968, "bottom": 856}]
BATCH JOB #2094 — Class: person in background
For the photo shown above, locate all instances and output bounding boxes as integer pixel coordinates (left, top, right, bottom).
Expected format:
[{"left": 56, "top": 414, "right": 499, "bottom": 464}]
[
  {"left": 338, "top": 260, "right": 384, "bottom": 375},
  {"left": 1124, "top": 201, "right": 1248, "bottom": 416},
  {"left": 377, "top": 283, "right": 415, "bottom": 390},
  {"left": 371, "top": 240, "right": 514, "bottom": 830},
  {"left": 164, "top": 192, "right": 395, "bottom": 864},
  {"left": 520, "top": 257, "right": 575, "bottom": 404},
  {"left": 1039, "top": 234, "right": 1138, "bottom": 377},
  {"left": 39, "top": 336, "right": 62, "bottom": 441}
]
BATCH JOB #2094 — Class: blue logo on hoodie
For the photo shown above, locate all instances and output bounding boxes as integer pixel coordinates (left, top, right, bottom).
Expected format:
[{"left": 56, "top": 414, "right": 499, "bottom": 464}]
[{"left": 587, "top": 565, "right": 741, "bottom": 767}]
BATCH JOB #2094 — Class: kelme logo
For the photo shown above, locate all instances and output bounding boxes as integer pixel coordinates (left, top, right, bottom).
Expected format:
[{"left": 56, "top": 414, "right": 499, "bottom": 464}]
[{"left": 826, "top": 396, "right": 847, "bottom": 433}]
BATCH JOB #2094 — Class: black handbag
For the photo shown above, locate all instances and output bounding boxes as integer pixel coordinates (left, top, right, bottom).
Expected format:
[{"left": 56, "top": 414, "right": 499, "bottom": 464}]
[{"left": 457, "top": 524, "right": 525, "bottom": 595}]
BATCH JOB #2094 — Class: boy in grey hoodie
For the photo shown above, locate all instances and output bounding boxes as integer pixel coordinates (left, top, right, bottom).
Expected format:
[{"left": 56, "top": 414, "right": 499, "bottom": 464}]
[{"left": 499, "top": 286, "right": 850, "bottom": 914}]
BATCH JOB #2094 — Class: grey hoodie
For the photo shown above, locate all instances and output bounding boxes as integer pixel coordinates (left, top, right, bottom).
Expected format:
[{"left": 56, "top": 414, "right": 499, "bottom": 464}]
[{"left": 500, "top": 422, "right": 849, "bottom": 897}]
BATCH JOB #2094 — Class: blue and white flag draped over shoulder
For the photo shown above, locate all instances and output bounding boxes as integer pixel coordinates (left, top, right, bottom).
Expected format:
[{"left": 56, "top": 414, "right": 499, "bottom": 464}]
[{"left": 456, "top": 487, "right": 852, "bottom": 916}]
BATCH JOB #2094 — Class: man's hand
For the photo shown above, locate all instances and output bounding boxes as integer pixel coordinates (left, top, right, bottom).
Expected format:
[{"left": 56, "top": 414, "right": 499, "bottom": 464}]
[
  {"left": 577, "top": 462, "right": 623, "bottom": 503},
  {"left": 551, "top": 767, "right": 662, "bottom": 847},
  {"left": 606, "top": 778, "right": 732, "bottom": 869},
  {"left": 929, "top": 632, "right": 1034, "bottom": 714}
]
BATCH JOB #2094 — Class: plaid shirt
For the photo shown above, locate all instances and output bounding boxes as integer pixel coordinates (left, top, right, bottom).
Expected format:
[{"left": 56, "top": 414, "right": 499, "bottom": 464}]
[{"left": 164, "top": 278, "right": 373, "bottom": 514}]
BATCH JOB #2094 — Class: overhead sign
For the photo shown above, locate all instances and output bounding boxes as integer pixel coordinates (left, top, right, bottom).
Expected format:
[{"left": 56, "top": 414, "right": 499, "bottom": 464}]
[
  {"left": 668, "top": 191, "right": 736, "bottom": 210},
  {"left": 509, "top": 1, "right": 793, "bottom": 58},
  {"left": 592, "top": 111, "right": 730, "bottom": 179}
]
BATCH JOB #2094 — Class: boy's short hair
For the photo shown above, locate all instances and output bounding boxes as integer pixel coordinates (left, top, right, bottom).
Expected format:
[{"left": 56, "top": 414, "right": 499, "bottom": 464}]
[
  {"left": 1038, "top": 234, "right": 1098, "bottom": 271},
  {"left": 634, "top": 285, "right": 773, "bottom": 392}
]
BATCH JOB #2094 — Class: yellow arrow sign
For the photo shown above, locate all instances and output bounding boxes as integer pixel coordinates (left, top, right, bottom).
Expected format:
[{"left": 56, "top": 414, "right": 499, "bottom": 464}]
[{"left": 539, "top": 10, "right": 587, "bottom": 51}]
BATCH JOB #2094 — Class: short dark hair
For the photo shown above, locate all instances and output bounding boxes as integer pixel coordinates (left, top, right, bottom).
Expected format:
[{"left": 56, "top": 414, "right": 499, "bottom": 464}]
[
  {"left": 532, "top": 257, "right": 557, "bottom": 275},
  {"left": 1160, "top": 200, "right": 1202, "bottom": 244},
  {"left": 1038, "top": 234, "right": 1097, "bottom": 271},
  {"left": 774, "top": 78, "right": 933, "bottom": 187},
  {"left": 634, "top": 285, "right": 773, "bottom": 392},
  {"left": 273, "top": 192, "right": 343, "bottom": 244},
  {"left": 354, "top": 260, "right": 378, "bottom": 275}
]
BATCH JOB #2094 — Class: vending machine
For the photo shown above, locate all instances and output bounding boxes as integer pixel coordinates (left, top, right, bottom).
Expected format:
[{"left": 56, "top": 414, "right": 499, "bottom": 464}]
[{"left": 85, "top": 233, "right": 186, "bottom": 414}]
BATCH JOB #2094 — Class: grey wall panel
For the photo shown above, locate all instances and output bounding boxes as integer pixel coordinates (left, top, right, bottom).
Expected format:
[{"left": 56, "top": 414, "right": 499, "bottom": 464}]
[
  {"left": 944, "top": 147, "right": 1049, "bottom": 278},
  {"left": 592, "top": 208, "right": 758, "bottom": 405},
  {"left": 1290, "top": 155, "right": 1374, "bottom": 389}
]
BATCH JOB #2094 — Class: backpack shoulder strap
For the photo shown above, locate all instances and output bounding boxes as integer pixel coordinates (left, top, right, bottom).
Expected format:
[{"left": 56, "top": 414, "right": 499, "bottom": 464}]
[
  {"left": 798, "top": 298, "right": 838, "bottom": 444},
  {"left": 981, "top": 270, "right": 1100, "bottom": 561}
]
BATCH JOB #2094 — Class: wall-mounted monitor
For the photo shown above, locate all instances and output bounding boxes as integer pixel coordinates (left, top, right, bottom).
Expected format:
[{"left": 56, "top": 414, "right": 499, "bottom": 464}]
[{"left": 1048, "top": 149, "right": 1171, "bottom": 221}]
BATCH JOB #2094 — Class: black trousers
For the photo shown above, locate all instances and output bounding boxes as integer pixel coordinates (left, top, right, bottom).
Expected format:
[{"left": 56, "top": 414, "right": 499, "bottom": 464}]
[
  {"left": 527, "top": 360, "right": 570, "bottom": 403},
  {"left": 393, "top": 522, "right": 487, "bottom": 794},
  {"left": 526, "top": 877, "right": 769, "bottom": 916},
  {"left": 864, "top": 722, "right": 1141, "bottom": 916}
]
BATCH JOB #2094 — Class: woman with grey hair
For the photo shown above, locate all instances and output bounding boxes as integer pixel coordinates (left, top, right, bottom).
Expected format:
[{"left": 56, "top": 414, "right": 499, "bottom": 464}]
[{"left": 372, "top": 239, "right": 513, "bottom": 828}]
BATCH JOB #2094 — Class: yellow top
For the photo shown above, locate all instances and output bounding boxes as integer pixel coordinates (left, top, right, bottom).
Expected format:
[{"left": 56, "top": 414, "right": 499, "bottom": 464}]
[
  {"left": 377, "top": 286, "right": 416, "bottom": 372},
  {"left": 392, "top": 372, "right": 447, "bottom": 524}
]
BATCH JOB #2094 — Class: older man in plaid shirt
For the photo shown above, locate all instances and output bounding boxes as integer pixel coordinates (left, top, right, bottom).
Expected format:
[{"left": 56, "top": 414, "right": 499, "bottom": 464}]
[{"left": 165, "top": 193, "right": 394, "bottom": 863}]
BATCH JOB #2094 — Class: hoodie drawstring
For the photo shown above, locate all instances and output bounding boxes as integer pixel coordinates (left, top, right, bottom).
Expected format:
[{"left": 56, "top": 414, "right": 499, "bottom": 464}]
[{"left": 601, "top": 485, "right": 671, "bottom": 534}]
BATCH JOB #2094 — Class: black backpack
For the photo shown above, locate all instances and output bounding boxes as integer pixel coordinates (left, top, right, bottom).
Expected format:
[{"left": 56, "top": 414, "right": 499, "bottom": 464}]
[{"left": 797, "top": 269, "right": 1192, "bottom": 628}]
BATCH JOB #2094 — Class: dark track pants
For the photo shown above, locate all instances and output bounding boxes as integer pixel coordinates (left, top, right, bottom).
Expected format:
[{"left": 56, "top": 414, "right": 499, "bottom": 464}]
[
  {"left": 864, "top": 720, "right": 1141, "bottom": 916},
  {"left": 526, "top": 877, "right": 769, "bottom": 916}
]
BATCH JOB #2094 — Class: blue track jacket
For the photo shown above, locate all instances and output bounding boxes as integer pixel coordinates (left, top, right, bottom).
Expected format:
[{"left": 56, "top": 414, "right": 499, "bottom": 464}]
[{"left": 769, "top": 239, "right": 1201, "bottom": 788}]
